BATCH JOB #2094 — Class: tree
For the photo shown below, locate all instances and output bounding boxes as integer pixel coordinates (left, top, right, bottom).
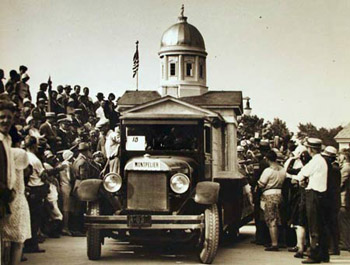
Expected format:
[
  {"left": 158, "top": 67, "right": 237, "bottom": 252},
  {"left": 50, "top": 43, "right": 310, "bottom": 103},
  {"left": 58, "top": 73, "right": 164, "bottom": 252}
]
[
  {"left": 237, "top": 115, "right": 264, "bottom": 140},
  {"left": 270, "top": 118, "right": 290, "bottom": 138},
  {"left": 297, "top": 123, "right": 343, "bottom": 147}
]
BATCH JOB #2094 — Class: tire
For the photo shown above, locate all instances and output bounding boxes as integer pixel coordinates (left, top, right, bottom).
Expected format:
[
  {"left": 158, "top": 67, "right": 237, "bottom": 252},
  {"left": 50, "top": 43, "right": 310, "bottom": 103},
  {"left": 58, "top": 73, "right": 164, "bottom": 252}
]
[
  {"left": 198, "top": 204, "right": 220, "bottom": 264},
  {"left": 87, "top": 202, "right": 102, "bottom": 260}
]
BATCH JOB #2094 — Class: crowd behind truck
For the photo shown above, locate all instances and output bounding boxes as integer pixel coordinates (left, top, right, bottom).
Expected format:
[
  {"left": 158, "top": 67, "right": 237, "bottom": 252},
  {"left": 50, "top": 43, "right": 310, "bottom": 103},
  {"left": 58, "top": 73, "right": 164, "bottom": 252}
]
[{"left": 0, "top": 66, "right": 349, "bottom": 264}]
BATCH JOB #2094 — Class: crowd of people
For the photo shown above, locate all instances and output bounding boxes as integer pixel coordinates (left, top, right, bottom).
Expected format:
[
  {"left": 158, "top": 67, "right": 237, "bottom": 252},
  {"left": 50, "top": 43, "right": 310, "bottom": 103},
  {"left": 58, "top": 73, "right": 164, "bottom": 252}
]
[
  {"left": 238, "top": 135, "right": 350, "bottom": 263},
  {"left": 0, "top": 66, "right": 121, "bottom": 265},
  {"left": 0, "top": 66, "right": 350, "bottom": 265}
]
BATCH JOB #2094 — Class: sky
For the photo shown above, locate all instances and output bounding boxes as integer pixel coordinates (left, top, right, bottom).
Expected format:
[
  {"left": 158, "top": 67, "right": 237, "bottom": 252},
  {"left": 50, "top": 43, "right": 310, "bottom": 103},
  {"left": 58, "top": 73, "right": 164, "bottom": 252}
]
[{"left": 1, "top": 0, "right": 350, "bottom": 132}]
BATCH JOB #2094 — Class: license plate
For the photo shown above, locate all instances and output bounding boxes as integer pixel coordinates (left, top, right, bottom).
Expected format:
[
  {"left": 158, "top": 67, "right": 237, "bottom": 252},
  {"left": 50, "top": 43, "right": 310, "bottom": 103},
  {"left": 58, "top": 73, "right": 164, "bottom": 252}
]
[{"left": 127, "top": 215, "right": 152, "bottom": 227}]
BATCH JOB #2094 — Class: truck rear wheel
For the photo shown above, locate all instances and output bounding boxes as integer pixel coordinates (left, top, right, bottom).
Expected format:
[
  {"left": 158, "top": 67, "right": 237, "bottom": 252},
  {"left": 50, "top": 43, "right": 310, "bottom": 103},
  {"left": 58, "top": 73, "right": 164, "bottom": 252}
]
[
  {"left": 198, "top": 204, "right": 220, "bottom": 264},
  {"left": 87, "top": 202, "right": 102, "bottom": 260}
]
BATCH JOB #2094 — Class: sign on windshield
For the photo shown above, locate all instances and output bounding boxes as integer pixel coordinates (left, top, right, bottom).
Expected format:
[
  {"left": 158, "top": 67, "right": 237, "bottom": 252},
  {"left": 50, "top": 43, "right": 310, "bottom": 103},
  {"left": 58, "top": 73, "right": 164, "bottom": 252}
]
[{"left": 126, "top": 136, "right": 146, "bottom": 151}]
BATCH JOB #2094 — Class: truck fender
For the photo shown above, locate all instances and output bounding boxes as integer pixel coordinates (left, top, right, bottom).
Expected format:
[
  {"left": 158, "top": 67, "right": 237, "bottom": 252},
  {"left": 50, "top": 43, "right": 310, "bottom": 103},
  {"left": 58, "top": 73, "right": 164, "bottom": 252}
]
[
  {"left": 76, "top": 179, "right": 102, "bottom": 201},
  {"left": 194, "top": 181, "right": 220, "bottom": 205}
]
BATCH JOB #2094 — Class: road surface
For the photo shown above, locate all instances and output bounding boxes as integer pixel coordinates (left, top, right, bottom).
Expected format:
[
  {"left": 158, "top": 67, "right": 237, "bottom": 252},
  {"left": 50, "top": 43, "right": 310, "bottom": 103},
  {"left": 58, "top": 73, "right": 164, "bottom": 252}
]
[{"left": 23, "top": 225, "right": 350, "bottom": 265}]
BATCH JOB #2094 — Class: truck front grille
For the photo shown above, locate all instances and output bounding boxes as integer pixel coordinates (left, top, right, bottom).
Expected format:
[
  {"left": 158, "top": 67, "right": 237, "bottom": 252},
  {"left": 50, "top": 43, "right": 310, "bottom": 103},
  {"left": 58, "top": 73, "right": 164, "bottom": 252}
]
[{"left": 127, "top": 171, "right": 168, "bottom": 211}]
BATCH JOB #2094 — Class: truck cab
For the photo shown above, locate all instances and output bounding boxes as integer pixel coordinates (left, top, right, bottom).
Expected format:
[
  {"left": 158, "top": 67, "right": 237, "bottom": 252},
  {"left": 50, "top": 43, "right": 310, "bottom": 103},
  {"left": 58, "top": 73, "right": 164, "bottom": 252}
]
[{"left": 78, "top": 96, "right": 253, "bottom": 264}]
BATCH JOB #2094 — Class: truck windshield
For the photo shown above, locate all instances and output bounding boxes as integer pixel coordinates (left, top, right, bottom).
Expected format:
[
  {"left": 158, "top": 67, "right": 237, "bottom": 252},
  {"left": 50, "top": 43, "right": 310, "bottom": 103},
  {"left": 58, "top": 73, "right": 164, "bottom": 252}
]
[{"left": 126, "top": 124, "right": 198, "bottom": 151}]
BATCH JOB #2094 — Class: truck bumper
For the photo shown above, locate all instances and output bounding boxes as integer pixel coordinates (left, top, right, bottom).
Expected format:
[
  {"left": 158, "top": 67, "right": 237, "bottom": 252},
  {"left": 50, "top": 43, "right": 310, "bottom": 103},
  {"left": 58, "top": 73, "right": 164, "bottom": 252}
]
[{"left": 85, "top": 214, "right": 204, "bottom": 230}]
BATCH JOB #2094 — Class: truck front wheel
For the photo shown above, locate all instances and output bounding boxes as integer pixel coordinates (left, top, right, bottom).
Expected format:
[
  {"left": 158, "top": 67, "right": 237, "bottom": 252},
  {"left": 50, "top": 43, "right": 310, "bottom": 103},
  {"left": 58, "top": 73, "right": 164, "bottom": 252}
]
[
  {"left": 198, "top": 204, "right": 220, "bottom": 264},
  {"left": 87, "top": 202, "right": 102, "bottom": 260}
]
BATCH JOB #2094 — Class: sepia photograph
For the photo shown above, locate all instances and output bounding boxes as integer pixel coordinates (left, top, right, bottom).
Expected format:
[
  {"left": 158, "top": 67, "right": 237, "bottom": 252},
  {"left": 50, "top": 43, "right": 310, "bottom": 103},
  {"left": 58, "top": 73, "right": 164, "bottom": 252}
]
[{"left": 1, "top": 0, "right": 350, "bottom": 264}]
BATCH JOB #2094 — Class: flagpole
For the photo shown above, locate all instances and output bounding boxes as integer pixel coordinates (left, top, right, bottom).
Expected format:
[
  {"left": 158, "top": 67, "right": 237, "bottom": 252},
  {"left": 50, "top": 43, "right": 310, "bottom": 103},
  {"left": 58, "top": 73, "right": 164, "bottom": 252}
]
[{"left": 136, "top": 71, "right": 138, "bottom": 91}]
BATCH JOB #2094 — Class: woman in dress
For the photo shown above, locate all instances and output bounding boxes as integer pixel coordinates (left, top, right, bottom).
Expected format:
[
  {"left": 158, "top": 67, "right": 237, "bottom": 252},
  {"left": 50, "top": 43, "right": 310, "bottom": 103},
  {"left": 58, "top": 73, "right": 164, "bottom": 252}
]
[
  {"left": 0, "top": 148, "right": 31, "bottom": 265},
  {"left": 258, "top": 150, "right": 286, "bottom": 251},
  {"left": 285, "top": 148, "right": 311, "bottom": 258}
]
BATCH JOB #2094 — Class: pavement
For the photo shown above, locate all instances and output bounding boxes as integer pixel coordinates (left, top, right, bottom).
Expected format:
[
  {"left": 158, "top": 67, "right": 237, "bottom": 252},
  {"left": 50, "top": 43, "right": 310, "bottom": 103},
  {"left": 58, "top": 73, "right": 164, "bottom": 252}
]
[{"left": 23, "top": 225, "right": 350, "bottom": 265}]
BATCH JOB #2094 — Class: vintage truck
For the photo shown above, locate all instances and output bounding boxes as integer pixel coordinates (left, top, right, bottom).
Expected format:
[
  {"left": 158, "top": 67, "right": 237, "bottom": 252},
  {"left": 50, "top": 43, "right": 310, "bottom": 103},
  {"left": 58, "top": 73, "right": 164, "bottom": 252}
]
[{"left": 77, "top": 96, "right": 253, "bottom": 264}]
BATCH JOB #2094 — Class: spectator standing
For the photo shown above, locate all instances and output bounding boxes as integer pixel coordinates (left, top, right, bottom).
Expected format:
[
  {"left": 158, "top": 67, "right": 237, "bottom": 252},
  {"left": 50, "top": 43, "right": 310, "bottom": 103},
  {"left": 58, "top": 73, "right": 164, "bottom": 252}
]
[
  {"left": 104, "top": 93, "right": 118, "bottom": 130},
  {"left": 23, "top": 136, "right": 47, "bottom": 253},
  {"left": 36, "top": 83, "right": 48, "bottom": 102},
  {"left": 339, "top": 148, "right": 350, "bottom": 251},
  {"left": 39, "top": 112, "right": 57, "bottom": 152},
  {"left": 59, "top": 150, "right": 74, "bottom": 236},
  {"left": 0, "top": 100, "right": 24, "bottom": 265},
  {"left": 285, "top": 148, "right": 311, "bottom": 259},
  {"left": 96, "top": 118, "right": 110, "bottom": 158},
  {"left": 294, "top": 138, "right": 329, "bottom": 264},
  {"left": 71, "top": 142, "right": 91, "bottom": 236},
  {"left": 0, "top": 69, "right": 5, "bottom": 94},
  {"left": 31, "top": 98, "right": 46, "bottom": 124},
  {"left": 94, "top": 92, "right": 105, "bottom": 112},
  {"left": 1, "top": 148, "right": 31, "bottom": 265},
  {"left": 258, "top": 150, "right": 286, "bottom": 251},
  {"left": 321, "top": 146, "right": 341, "bottom": 255},
  {"left": 5, "top": 70, "right": 19, "bottom": 95}
]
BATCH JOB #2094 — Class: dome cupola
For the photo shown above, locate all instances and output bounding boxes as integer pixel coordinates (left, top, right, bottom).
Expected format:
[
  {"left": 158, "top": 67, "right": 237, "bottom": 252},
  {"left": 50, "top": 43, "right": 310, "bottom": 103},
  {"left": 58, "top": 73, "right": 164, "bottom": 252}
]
[
  {"left": 160, "top": 13, "right": 206, "bottom": 54},
  {"left": 159, "top": 5, "right": 208, "bottom": 98}
]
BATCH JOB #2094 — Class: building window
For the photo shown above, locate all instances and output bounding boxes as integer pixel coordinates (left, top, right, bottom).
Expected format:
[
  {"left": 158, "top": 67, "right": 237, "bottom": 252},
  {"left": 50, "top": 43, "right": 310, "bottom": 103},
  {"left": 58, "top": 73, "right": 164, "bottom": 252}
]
[
  {"left": 199, "top": 64, "right": 204, "bottom": 79},
  {"left": 186, "top": 63, "right": 193, "bottom": 76},
  {"left": 170, "top": 63, "right": 176, "bottom": 76}
]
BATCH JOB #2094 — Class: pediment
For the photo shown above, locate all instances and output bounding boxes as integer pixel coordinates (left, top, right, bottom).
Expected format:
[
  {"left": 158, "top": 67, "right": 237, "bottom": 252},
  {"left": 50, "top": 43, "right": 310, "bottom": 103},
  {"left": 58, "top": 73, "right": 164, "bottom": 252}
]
[{"left": 121, "top": 96, "right": 219, "bottom": 118}]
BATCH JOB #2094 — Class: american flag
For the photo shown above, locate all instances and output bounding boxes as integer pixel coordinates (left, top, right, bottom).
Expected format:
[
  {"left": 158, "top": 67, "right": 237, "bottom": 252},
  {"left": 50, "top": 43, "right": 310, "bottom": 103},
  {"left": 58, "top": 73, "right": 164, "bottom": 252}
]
[{"left": 133, "top": 41, "right": 139, "bottom": 78}]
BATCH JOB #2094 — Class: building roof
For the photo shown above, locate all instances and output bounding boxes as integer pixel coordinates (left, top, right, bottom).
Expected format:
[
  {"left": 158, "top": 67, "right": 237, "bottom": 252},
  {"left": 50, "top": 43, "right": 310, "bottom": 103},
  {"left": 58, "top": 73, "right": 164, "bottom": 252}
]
[
  {"left": 335, "top": 123, "right": 350, "bottom": 139},
  {"left": 160, "top": 15, "right": 205, "bottom": 54},
  {"left": 181, "top": 91, "right": 243, "bottom": 115},
  {"left": 117, "top": 90, "right": 161, "bottom": 106}
]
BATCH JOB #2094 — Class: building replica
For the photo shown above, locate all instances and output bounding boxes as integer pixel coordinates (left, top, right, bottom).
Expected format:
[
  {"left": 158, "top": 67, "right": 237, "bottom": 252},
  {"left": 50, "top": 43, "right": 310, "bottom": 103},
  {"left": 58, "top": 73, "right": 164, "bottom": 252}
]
[
  {"left": 79, "top": 8, "right": 252, "bottom": 264},
  {"left": 118, "top": 8, "right": 244, "bottom": 180}
]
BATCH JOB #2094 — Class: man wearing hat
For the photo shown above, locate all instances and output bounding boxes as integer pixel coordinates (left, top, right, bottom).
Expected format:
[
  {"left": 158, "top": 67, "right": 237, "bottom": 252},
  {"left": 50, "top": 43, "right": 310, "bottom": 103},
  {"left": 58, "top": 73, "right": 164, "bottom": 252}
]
[
  {"left": 96, "top": 118, "right": 110, "bottom": 157},
  {"left": 251, "top": 139, "right": 271, "bottom": 246},
  {"left": 294, "top": 138, "right": 329, "bottom": 263},
  {"left": 39, "top": 112, "right": 58, "bottom": 152},
  {"left": 31, "top": 98, "right": 46, "bottom": 124},
  {"left": 338, "top": 148, "right": 350, "bottom": 252},
  {"left": 57, "top": 118, "right": 74, "bottom": 150},
  {"left": 72, "top": 108, "right": 84, "bottom": 127},
  {"left": 71, "top": 142, "right": 99, "bottom": 235},
  {"left": 321, "top": 146, "right": 341, "bottom": 255}
]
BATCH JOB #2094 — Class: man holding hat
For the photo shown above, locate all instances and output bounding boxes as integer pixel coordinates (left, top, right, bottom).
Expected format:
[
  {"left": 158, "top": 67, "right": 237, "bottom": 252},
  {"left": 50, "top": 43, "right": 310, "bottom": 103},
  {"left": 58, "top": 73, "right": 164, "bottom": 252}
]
[
  {"left": 294, "top": 138, "right": 329, "bottom": 263},
  {"left": 321, "top": 146, "right": 341, "bottom": 255}
]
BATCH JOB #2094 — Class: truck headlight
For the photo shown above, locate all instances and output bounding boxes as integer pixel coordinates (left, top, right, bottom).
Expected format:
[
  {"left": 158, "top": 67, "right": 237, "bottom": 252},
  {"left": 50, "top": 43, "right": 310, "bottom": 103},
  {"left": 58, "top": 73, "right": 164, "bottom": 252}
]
[
  {"left": 170, "top": 173, "right": 190, "bottom": 194},
  {"left": 103, "top": 173, "right": 122, "bottom": 193}
]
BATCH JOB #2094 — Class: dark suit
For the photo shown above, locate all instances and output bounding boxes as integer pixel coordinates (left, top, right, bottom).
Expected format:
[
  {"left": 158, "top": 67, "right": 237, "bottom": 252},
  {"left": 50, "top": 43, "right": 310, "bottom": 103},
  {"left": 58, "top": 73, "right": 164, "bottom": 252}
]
[
  {"left": 39, "top": 121, "right": 57, "bottom": 151},
  {"left": 339, "top": 162, "right": 350, "bottom": 250},
  {"left": 0, "top": 140, "right": 10, "bottom": 219}
]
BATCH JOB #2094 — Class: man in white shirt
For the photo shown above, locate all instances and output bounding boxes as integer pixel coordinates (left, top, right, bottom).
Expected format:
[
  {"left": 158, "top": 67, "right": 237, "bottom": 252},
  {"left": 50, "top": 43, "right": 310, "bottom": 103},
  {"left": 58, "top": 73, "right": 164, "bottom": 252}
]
[
  {"left": 294, "top": 138, "right": 329, "bottom": 264},
  {"left": 23, "top": 136, "right": 48, "bottom": 253}
]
